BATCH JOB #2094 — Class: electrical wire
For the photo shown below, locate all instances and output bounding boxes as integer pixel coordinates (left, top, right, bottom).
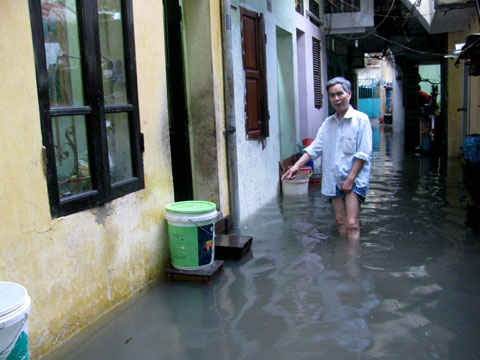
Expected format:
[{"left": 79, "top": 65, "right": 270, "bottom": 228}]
[
  {"left": 329, "top": 0, "right": 396, "bottom": 41},
  {"left": 325, "top": 2, "right": 449, "bottom": 57},
  {"left": 419, "top": 77, "right": 442, "bottom": 85},
  {"left": 324, "top": 0, "right": 453, "bottom": 58},
  {"left": 373, "top": 33, "right": 446, "bottom": 57},
  {"left": 325, "top": 0, "right": 433, "bottom": 20},
  {"left": 329, "top": 33, "right": 448, "bottom": 59},
  {"left": 325, "top": 0, "right": 420, "bottom": 48}
]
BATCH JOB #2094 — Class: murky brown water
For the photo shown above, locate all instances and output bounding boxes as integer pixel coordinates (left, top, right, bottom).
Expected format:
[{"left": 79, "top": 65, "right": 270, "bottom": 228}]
[{"left": 47, "top": 122, "right": 480, "bottom": 360}]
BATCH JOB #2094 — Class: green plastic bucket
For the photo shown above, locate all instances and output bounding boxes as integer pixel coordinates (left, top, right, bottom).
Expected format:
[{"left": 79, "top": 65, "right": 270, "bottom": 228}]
[
  {"left": 0, "top": 282, "right": 31, "bottom": 360},
  {"left": 165, "top": 201, "right": 217, "bottom": 270}
]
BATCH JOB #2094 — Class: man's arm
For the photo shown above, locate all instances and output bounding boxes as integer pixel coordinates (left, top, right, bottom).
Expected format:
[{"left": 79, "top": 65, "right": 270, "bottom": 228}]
[
  {"left": 340, "top": 158, "right": 365, "bottom": 192},
  {"left": 281, "top": 152, "right": 312, "bottom": 180},
  {"left": 282, "top": 121, "right": 324, "bottom": 181}
]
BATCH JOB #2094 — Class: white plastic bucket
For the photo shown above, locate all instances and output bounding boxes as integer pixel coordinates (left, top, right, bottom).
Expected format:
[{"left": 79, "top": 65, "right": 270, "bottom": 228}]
[
  {"left": 0, "top": 282, "right": 31, "bottom": 360},
  {"left": 282, "top": 178, "right": 309, "bottom": 196},
  {"left": 165, "top": 201, "right": 217, "bottom": 270}
]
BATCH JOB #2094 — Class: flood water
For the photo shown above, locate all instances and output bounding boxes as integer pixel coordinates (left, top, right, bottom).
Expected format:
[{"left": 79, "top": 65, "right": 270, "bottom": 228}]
[{"left": 47, "top": 122, "right": 480, "bottom": 360}]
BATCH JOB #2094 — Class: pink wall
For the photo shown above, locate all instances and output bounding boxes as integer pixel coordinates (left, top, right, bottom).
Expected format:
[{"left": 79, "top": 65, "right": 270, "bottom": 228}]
[{"left": 295, "top": 12, "right": 329, "bottom": 141}]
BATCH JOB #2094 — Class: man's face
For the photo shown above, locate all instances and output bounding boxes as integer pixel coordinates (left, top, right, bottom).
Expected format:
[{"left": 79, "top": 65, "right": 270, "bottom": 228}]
[{"left": 328, "top": 83, "right": 351, "bottom": 115}]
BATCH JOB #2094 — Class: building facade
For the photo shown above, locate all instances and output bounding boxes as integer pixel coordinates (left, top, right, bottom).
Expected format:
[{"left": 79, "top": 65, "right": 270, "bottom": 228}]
[{"left": 0, "top": 1, "right": 230, "bottom": 358}]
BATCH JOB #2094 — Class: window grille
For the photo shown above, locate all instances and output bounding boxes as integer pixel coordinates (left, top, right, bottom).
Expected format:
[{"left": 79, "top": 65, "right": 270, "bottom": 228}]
[
  {"left": 324, "top": 0, "right": 360, "bottom": 13},
  {"left": 309, "top": 0, "right": 320, "bottom": 17},
  {"left": 29, "top": 0, "right": 144, "bottom": 217},
  {"left": 296, "top": 0, "right": 304, "bottom": 15}
]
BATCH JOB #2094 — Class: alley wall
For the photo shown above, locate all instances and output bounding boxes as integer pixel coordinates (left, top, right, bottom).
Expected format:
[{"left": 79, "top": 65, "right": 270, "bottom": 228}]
[
  {"left": 447, "top": 13, "right": 480, "bottom": 157},
  {"left": 1, "top": 1, "right": 178, "bottom": 358},
  {"left": 295, "top": 6, "right": 329, "bottom": 141},
  {"left": 230, "top": 0, "right": 299, "bottom": 220}
]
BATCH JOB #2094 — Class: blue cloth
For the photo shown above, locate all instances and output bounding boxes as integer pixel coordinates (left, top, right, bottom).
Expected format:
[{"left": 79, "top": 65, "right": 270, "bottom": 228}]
[
  {"left": 304, "top": 106, "right": 373, "bottom": 197},
  {"left": 461, "top": 134, "right": 480, "bottom": 164},
  {"left": 331, "top": 185, "right": 367, "bottom": 203}
]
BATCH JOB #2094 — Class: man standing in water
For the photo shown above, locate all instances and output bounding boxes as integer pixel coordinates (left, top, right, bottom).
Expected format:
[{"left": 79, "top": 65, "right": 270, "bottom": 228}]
[{"left": 282, "top": 77, "right": 372, "bottom": 240}]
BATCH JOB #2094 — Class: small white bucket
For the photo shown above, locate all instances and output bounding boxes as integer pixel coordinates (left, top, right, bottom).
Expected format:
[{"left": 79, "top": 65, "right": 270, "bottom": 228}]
[
  {"left": 0, "top": 282, "right": 31, "bottom": 360},
  {"left": 282, "top": 178, "right": 309, "bottom": 196}
]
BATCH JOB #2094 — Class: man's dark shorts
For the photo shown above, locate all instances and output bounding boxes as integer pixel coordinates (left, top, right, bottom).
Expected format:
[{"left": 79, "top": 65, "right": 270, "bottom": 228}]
[{"left": 330, "top": 184, "right": 367, "bottom": 203}]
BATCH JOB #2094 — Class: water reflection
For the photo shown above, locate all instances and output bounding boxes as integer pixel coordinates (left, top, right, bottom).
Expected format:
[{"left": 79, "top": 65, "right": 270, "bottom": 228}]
[
  {"left": 334, "top": 237, "right": 361, "bottom": 278},
  {"left": 48, "top": 120, "right": 480, "bottom": 360}
]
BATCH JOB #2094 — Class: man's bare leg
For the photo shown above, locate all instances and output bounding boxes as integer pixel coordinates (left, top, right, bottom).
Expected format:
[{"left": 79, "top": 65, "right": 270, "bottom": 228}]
[
  {"left": 345, "top": 191, "right": 361, "bottom": 240},
  {"left": 331, "top": 196, "right": 347, "bottom": 237}
]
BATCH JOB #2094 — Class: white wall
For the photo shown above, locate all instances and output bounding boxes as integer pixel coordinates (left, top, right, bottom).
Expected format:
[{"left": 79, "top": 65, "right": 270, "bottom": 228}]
[
  {"left": 393, "top": 60, "right": 405, "bottom": 135},
  {"left": 295, "top": 11, "right": 328, "bottom": 140},
  {"left": 325, "top": 0, "right": 374, "bottom": 34},
  {"left": 277, "top": 26, "right": 297, "bottom": 160},
  {"left": 230, "top": 1, "right": 297, "bottom": 221},
  {"left": 297, "top": 29, "right": 308, "bottom": 137}
]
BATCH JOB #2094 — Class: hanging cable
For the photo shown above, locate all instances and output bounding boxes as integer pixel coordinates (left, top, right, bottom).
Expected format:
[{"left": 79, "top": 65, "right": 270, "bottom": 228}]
[
  {"left": 325, "top": 0, "right": 431, "bottom": 20},
  {"left": 326, "top": 0, "right": 396, "bottom": 41},
  {"left": 373, "top": 33, "right": 446, "bottom": 57}
]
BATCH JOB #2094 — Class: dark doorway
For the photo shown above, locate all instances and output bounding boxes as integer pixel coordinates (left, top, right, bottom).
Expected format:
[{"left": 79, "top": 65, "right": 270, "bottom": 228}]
[{"left": 164, "top": 0, "right": 193, "bottom": 201}]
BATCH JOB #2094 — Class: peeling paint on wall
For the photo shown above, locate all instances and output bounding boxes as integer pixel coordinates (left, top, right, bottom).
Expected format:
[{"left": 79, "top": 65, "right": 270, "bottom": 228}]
[
  {"left": 0, "top": 1, "right": 175, "bottom": 358},
  {"left": 1, "top": 0, "right": 232, "bottom": 358}
]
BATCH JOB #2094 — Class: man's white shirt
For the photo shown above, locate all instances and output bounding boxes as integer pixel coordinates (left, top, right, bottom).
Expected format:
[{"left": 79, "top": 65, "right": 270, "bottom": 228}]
[{"left": 304, "top": 106, "right": 372, "bottom": 197}]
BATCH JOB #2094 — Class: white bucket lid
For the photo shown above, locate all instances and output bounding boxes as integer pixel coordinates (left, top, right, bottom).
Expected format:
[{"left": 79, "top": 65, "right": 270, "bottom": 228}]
[
  {"left": 283, "top": 178, "right": 309, "bottom": 184},
  {"left": 0, "top": 282, "right": 30, "bottom": 327},
  {"left": 165, "top": 209, "right": 217, "bottom": 224}
]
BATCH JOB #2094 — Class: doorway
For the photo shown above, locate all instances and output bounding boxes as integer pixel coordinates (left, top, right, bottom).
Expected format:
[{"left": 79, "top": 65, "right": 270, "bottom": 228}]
[
  {"left": 277, "top": 26, "right": 296, "bottom": 160},
  {"left": 164, "top": 0, "right": 193, "bottom": 201}
]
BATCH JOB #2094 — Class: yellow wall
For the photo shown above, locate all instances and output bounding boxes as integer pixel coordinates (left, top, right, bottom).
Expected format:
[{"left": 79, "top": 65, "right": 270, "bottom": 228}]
[
  {"left": 471, "top": 73, "right": 480, "bottom": 134},
  {"left": 209, "top": 0, "right": 230, "bottom": 216},
  {"left": 467, "top": 15, "right": 480, "bottom": 135},
  {"left": 184, "top": 0, "right": 220, "bottom": 205},
  {"left": 447, "top": 31, "right": 465, "bottom": 157},
  {"left": 0, "top": 1, "right": 175, "bottom": 358},
  {"left": 182, "top": 0, "right": 230, "bottom": 215},
  {"left": 448, "top": 14, "right": 480, "bottom": 157}
]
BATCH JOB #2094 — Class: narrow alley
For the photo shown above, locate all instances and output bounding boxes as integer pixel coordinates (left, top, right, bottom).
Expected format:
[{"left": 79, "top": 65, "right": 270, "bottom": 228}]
[
  {"left": 44, "top": 121, "right": 480, "bottom": 360},
  {"left": 2, "top": 2, "right": 480, "bottom": 359}
]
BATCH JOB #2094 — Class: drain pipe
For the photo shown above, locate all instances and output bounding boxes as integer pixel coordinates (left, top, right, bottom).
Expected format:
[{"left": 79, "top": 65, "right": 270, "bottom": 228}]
[{"left": 221, "top": 0, "right": 240, "bottom": 228}]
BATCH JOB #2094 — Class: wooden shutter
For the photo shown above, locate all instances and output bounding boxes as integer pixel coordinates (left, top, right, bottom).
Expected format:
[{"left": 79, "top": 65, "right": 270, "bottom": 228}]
[
  {"left": 312, "top": 37, "right": 323, "bottom": 109},
  {"left": 241, "top": 7, "right": 269, "bottom": 139},
  {"left": 259, "top": 14, "right": 269, "bottom": 137}
]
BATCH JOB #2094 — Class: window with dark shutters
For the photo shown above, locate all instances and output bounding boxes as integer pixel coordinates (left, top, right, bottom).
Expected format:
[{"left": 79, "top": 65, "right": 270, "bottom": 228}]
[
  {"left": 312, "top": 37, "right": 323, "bottom": 109},
  {"left": 240, "top": 7, "right": 269, "bottom": 139}
]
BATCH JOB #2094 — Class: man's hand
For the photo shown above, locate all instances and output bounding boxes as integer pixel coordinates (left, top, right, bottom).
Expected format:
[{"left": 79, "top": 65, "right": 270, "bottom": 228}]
[
  {"left": 340, "top": 177, "right": 354, "bottom": 193},
  {"left": 281, "top": 166, "right": 298, "bottom": 181},
  {"left": 281, "top": 153, "right": 313, "bottom": 181},
  {"left": 341, "top": 158, "right": 365, "bottom": 193}
]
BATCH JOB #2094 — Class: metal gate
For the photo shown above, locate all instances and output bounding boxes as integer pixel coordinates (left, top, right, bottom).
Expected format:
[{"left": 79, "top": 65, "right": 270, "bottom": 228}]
[{"left": 358, "top": 77, "right": 380, "bottom": 118}]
